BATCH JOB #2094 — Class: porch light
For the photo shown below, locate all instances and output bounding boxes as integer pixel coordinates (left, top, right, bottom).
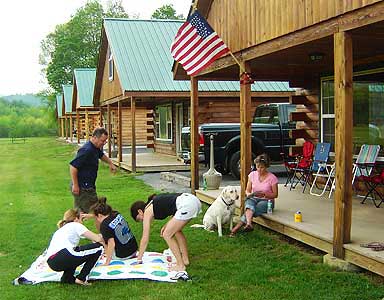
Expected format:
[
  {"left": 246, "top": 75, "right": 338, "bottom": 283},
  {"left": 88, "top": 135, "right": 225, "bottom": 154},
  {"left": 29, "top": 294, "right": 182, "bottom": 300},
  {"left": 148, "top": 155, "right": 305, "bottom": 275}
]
[{"left": 309, "top": 52, "right": 325, "bottom": 61}]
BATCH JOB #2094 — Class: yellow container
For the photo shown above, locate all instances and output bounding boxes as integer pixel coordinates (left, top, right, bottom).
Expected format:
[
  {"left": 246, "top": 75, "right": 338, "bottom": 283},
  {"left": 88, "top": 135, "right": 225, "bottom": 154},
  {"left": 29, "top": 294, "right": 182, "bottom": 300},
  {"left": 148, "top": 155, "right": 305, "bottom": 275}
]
[{"left": 294, "top": 211, "right": 302, "bottom": 222}]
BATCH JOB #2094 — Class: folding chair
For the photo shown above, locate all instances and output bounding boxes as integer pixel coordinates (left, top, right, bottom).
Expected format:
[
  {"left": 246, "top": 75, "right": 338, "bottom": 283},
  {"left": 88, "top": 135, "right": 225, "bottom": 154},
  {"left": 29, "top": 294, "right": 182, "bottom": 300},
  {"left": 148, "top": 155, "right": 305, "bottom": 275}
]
[
  {"left": 358, "top": 168, "right": 384, "bottom": 208},
  {"left": 282, "top": 140, "right": 314, "bottom": 187},
  {"left": 352, "top": 144, "right": 381, "bottom": 187},
  {"left": 310, "top": 161, "right": 335, "bottom": 197},
  {"left": 304, "top": 143, "right": 331, "bottom": 194},
  {"left": 288, "top": 141, "right": 315, "bottom": 190}
]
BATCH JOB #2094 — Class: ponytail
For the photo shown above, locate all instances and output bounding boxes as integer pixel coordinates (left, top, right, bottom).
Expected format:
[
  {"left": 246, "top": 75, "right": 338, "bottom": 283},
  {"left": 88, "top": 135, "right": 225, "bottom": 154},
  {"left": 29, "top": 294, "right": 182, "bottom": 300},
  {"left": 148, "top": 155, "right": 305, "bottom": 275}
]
[
  {"left": 57, "top": 209, "right": 80, "bottom": 228},
  {"left": 90, "top": 196, "right": 112, "bottom": 216}
]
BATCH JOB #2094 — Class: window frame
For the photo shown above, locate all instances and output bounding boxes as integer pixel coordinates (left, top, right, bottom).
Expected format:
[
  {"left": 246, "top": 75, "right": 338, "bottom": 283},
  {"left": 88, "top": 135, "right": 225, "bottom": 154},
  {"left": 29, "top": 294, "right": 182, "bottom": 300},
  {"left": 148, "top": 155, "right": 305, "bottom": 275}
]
[
  {"left": 108, "top": 47, "right": 114, "bottom": 81},
  {"left": 155, "top": 104, "right": 173, "bottom": 142},
  {"left": 320, "top": 67, "right": 384, "bottom": 156}
]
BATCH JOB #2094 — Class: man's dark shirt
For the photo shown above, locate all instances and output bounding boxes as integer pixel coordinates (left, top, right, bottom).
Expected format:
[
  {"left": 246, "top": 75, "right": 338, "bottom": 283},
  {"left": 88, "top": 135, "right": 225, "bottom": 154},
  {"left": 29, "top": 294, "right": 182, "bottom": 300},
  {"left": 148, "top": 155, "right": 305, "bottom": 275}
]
[{"left": 70, "top": 141, "right": 104, "bottom": 189}]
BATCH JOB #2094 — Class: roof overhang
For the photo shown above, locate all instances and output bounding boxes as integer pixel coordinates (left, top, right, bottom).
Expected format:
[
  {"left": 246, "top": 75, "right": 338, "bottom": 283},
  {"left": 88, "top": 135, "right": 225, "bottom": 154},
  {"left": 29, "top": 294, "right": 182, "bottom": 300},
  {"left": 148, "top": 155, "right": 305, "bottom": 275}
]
[{"left": 173, "top": 1, "right": 384, "bottom": 86}]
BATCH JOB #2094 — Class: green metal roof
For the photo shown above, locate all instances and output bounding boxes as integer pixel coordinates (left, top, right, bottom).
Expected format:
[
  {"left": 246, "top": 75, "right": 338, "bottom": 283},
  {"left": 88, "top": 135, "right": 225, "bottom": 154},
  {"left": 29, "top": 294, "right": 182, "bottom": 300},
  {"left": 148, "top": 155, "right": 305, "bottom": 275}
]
[
  {"left": 104, "top": 18, "right": 293, "bottom": 92},
  {"left": 56, "top": 93, "right": 63, "bottom": 117},
  {"left": 73, "top": 68, "right": 96, "bottom": 107},
  {"left": 62, "top": 84, "right": 74, "bottom": 114}
]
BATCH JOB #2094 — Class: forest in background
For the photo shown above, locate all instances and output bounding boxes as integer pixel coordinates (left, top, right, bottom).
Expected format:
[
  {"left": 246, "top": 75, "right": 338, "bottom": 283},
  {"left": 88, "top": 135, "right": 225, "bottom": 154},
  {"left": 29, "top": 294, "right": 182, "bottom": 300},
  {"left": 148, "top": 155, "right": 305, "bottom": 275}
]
[{"left": 0, "top": 97, "right": 56, "bottom": 138}]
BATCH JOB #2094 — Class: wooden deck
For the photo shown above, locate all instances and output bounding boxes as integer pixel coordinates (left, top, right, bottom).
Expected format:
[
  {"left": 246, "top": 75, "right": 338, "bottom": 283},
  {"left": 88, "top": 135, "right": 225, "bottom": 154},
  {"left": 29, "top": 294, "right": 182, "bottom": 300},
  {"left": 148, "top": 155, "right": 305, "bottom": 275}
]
[
  {"left": 112, "top": 152, "right": 190, "bottom": 173},
  {"left": 196, "top": 184, "right": 384, "bottom": 277}
]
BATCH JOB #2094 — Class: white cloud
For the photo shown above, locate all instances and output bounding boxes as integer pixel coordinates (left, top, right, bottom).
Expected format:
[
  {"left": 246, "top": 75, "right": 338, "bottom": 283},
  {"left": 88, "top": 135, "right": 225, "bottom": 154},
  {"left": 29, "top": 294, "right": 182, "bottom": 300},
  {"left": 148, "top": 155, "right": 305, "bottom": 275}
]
[{"left": 0, "top": 0, "right": 191, "bottom": 96}]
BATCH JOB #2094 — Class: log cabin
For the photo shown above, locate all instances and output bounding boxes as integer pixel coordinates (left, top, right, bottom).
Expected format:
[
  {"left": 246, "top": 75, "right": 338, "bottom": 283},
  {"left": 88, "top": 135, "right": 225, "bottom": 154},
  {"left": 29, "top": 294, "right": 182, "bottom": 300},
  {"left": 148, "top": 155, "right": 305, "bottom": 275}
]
[
  {"left": 172, "top": 0, "right": 384, "bottom": 276},
  {"left": 72, "top": 68, "right": 100, "bottom": 143},
  {"left": 62, "top": 84, "right": 75, "bottom": 142},
  {"left": 94, "top": 18, "right": 294, "bottom": 171},
  {"left": 56, "top": 93, "right": 64, "bottom": 138}
]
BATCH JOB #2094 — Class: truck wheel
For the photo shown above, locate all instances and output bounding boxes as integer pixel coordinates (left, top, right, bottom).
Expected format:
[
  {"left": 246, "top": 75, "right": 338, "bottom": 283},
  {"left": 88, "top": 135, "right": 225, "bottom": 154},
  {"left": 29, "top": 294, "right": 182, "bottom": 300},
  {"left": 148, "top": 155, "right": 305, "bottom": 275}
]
[
  {"left": 229, "top": 151, "right": 256, "bottom": 179},
  {"left": 229, "top": 151, "right": 241, "bottom": 179}
]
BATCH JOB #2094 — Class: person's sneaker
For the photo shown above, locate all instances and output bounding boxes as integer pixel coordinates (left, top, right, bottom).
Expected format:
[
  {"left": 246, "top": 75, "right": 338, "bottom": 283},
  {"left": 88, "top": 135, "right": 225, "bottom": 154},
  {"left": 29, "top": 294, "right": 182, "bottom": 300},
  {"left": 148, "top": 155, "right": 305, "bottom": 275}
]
[{"left": 170, "top": 271, "right": 190, "bottom": 281}]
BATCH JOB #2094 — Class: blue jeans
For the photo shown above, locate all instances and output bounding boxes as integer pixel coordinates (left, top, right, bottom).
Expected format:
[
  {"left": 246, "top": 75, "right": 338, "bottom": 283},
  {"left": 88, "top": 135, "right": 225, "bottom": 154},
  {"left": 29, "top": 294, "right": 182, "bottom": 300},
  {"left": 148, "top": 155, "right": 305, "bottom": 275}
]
[{"left": 240, "top": 197, "right": 274, "bottom": 223}]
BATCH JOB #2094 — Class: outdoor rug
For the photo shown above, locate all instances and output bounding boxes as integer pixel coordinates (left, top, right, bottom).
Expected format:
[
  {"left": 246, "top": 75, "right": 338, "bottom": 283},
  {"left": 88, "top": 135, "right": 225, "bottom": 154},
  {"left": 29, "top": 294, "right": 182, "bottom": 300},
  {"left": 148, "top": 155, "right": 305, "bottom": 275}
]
[{"left": 13, "top": 251, "right": 179, "bottom": 285}]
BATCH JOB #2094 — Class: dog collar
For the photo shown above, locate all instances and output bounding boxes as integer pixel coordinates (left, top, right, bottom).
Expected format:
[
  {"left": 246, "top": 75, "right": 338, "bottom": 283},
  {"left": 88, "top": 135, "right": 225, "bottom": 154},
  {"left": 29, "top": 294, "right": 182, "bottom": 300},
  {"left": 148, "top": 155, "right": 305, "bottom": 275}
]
[{"left": 221, "top": 196, "right": 234, "bottom": 210}]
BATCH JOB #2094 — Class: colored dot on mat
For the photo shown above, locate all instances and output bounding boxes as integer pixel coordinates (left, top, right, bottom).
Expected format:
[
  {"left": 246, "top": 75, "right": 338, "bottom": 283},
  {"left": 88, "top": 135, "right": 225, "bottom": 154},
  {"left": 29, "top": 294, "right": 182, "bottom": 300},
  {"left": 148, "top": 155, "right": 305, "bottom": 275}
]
[
  {"left": 151, "top": 271, "right": 168, "bottom": 277},
  {"left": 90, "top": 271, "right": 101, "bottom": 277},
  {"left": 107, "top": 270, "right": 124, "bottom": 275},
  {"left": 151, "top": 259, "right": 165, "bottom": 263},
  {"left": 109, "top": 261, "right": 125, "bottom": 266},
  {"left": 129, "top": 271, "right": 146, "bottom": 275}
]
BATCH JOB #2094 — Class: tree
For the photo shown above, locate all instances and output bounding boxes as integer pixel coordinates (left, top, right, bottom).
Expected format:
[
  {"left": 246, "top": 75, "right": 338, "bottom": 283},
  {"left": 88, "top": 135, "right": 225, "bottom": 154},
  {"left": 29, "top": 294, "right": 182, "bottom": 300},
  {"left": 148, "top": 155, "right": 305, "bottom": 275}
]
[
  {"left": 151, "top": 4, "right": 184, "bottom": 20},
  {"left": 105, "top": 0, "right": 128, "bottom": 18},
  {"left": 39, "top": 0, "right": 128, "bottom": 93}
]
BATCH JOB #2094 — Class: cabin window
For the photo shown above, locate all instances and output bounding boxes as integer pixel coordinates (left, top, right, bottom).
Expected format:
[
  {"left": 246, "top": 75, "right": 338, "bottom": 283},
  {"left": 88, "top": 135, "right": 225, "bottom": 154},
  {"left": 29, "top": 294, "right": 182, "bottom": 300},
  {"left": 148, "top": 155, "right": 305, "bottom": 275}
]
[
  {"left": 155, "top": 105, "right": 172, "bottom": 141},
  {"left": 321, "top": 69, "right": 384, "bottom": 156},
  {"left": 108, "top": 47, "right": 114, "bottom": 81}
]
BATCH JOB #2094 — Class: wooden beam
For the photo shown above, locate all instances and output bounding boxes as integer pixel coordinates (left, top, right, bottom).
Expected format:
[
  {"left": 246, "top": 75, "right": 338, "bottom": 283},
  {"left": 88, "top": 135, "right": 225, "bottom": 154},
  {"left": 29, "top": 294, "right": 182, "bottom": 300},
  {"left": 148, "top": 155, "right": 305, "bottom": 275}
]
[
  {"left": 65, "top": 116, "right": 69, "bottom": 140},
  {"left": 190, "top": 77, "right": 199, "bottom": 194},
  {"left": 192, "top": 1, "right": 384, "bottom": 79},
  {"left": 99, "top": 107, "right": 103, "bottom": 127},
  {"left": 131, "top": 97, "right": 137, "bottom": 173},
  {"left": 107, "top": 104, "right": 111, "bottom": 158},
  {"left": 77, "top": 109, "right": 80, "bottom": 144},
  {"left": 118, "top": 101, "right": 123, "bottom": 165},
  {"left": 333, "top": 31, "right": 353, "bottom": 259},
  {"left": 85, "top": 109, "right": 89, "bottom": 140},
  {"left": 240, "top": 62, "right": 252, "bottom": 214},
  {"left": 60, "top": 118, "right": 64, "bottom": 137}
]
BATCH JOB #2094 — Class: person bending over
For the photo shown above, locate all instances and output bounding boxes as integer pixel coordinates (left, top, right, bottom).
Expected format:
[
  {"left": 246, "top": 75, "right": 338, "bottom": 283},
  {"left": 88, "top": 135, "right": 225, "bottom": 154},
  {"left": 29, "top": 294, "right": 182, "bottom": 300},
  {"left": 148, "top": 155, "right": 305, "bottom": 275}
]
[{"left": 130, "top": 193, "right": 201, "bottom": 273}]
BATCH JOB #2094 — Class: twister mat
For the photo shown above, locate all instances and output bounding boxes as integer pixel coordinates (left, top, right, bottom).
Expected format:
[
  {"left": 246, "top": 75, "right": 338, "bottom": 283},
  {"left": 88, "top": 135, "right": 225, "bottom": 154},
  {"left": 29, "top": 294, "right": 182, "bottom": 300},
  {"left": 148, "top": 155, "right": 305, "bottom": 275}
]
[{"left": 14, "top": 251, "right": 178, "bottom": 285}]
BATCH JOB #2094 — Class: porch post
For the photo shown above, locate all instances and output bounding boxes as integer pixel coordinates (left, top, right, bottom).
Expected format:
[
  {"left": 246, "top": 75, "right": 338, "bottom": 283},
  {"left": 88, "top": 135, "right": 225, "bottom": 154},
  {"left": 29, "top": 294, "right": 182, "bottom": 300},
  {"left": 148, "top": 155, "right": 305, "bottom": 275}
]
[
  {"left": 118, "top": 100, "right": 123, "bottom": 165},
  {"left": 107, "top": 104, "right": 112, "bottom": 157},
  {"left": 333, "top": 31, "right": 353, "bottom": 259},
  {"left": 99, "top": 107, "right": 103, "bottom": 127},
  {"left": 190, "top": 77, "right": 199, "bottom": 194},
  {"left": 60, "top": 118, "right": 64, "bottom": 137},
  {"left": 239, "top": 62, "right": 252, "bottom": 214},
  {"left": 85, "top": 108, "right": 89, "bottom": 140},
  {"left": 131, "top": 96, "right": 137, "bottom": 173},
  {"left": 69, "top": 114, "right": 73, "bottom": 142},
  {"left": 77, "top": 109, "right": 80, "bottom": 144},
  {"left": 65, "top": 116, "right": 69, "bottom": 140}
]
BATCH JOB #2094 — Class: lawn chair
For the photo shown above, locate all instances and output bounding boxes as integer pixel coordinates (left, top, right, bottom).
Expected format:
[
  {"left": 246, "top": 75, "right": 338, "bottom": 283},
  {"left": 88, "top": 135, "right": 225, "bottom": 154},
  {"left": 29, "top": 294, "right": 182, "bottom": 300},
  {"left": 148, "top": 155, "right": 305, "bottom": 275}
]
[
  {"left": 358, "top": 168, "right": 384, "bottom": 208},
  {"left": 282, "top": 140, "right": 314, "bottom": 187},
  {"left": 288, "top": 141, "right": 315, "bottom": 190},
  {"left": 352, "top": 144, "right": 381, "bottom": 187},
  {"left": 304, "top": 142, "right": 331, "bottom": 195}
]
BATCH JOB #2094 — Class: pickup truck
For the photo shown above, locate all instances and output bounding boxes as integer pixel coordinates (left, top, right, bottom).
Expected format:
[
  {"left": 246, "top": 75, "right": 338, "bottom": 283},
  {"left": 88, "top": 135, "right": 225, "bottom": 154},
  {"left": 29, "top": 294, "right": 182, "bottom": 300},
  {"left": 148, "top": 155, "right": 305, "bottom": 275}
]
[{"left": 181, "top": 103, "right": 297, "bottom": 179}]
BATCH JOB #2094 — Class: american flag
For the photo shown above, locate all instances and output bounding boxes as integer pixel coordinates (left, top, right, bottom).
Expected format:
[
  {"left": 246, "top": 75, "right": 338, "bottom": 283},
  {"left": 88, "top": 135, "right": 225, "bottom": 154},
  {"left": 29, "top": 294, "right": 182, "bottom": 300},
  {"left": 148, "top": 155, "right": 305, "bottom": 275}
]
[{"left": 171, "top": 11, "right": 230, "bottom": 76}]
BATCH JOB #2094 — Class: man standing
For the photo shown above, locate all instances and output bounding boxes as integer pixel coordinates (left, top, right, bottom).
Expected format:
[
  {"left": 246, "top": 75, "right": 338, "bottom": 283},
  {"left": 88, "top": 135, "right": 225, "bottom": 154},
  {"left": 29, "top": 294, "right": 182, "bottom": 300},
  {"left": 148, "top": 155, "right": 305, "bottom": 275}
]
[{"left": 69, "top": 127, "right": 117, "bottom": 212}]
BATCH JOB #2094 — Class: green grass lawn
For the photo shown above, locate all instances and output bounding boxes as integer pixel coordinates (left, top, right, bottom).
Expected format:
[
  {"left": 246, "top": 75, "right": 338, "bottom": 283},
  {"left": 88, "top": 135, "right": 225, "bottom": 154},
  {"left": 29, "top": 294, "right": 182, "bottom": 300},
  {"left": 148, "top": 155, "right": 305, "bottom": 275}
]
[{"left": 0, "top": 137, "right": 383, "bottom": 300}]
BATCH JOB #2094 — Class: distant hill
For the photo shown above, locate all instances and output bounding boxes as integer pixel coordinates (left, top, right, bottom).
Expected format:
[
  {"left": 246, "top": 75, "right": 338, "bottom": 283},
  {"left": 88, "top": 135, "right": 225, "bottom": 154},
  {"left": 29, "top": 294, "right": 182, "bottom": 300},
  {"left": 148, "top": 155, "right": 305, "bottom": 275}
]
[{"left": 1, "top": 94, "right": 45, "bottom": 107}]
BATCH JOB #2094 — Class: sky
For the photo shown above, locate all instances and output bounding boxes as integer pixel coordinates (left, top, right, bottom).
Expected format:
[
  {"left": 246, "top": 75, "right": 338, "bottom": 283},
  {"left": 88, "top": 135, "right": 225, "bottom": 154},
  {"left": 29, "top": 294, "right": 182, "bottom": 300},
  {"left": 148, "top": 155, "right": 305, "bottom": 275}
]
[{"left": 0, "top": 0, "right": 191, "bottom": 96}]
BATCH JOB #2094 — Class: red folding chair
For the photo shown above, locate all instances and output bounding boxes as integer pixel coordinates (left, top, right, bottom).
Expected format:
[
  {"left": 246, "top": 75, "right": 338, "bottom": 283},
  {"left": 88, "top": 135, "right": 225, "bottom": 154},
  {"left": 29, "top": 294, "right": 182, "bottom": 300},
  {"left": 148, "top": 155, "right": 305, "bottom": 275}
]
[
  {"left": 358, "top": 168, "right": 384, "bottom": 208},
  {"left": 282, "top": 140, "right": 314, "bottom": 189}
]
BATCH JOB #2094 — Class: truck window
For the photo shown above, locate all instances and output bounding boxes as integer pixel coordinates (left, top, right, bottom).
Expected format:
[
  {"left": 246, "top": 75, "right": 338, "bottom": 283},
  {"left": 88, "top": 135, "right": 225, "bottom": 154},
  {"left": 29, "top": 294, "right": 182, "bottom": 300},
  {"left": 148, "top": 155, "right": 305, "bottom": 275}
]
[{"left": 253, "top": 106, "right": 278, "bottom": 124}]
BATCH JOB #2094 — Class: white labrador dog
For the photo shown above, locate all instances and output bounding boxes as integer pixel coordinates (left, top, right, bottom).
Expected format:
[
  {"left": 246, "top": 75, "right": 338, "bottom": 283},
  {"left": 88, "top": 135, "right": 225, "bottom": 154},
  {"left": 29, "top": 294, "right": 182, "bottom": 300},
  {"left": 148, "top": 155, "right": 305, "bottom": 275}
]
[{"left": 202, "top": 186, "right": 239, "bottom": 237}]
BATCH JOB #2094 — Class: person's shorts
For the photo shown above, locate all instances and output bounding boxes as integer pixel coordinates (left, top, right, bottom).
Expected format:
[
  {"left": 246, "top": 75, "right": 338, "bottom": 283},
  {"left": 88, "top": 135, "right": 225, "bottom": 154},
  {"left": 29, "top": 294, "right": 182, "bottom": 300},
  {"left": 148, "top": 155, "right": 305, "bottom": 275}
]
[
  {"left": 174, "top": 193, "right": 202, "bottom": 221},
  {"left": 240, "top": 197, "right": 274, "bottom": 223},
  {"left": 72, "top": 188, "right": 98, "bottom": 213}
]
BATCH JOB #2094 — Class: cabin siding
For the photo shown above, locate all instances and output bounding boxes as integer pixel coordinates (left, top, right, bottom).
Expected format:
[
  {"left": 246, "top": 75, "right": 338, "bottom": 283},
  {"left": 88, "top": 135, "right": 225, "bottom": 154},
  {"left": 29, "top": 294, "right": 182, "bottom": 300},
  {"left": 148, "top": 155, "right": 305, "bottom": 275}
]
[
  {"left": 207, "top": 0, "right": 380, "bottom": 53},
  {"left": 99, "top": 50, "right": 123, "bottom": 105}
]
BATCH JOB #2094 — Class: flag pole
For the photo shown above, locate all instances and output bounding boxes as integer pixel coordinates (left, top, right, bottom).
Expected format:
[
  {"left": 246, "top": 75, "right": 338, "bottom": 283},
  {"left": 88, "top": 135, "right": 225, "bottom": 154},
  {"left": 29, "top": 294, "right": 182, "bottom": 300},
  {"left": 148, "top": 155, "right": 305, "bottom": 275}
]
[{"left": 190, "top": 0, "right": 251, "bottom": 82}]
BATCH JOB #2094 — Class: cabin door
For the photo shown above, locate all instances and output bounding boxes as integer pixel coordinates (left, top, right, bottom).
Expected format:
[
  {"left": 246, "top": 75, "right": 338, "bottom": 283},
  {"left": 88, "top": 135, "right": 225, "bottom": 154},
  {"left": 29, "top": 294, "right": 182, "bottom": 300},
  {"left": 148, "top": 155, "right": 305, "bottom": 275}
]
[{"left": 175, "top": 103, "right": 183, "bottom": 156}]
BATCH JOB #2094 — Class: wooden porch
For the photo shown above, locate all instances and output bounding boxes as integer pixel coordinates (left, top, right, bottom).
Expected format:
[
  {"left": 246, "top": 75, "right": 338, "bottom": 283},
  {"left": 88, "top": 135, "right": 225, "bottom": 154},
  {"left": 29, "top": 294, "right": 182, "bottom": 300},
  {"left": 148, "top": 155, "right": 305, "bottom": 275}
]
[
  {"left": 196, "top": 184, "right": 384, "bottom": 277},
  {"left": 111, "top": 151, "right": 190, "bottom": 173}
]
